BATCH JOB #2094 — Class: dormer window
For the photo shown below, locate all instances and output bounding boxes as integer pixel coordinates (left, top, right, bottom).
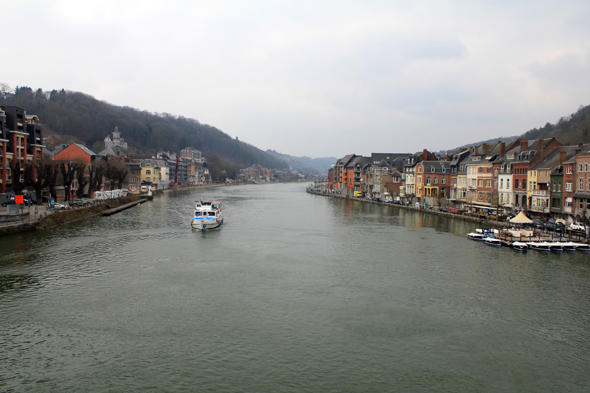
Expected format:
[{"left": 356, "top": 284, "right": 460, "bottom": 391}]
[
  {"left": 442, "top": 167, "right": 446, "bottom": 173},
  {"left": 431, "top": 167, "right": 435, "bottom": 172}
]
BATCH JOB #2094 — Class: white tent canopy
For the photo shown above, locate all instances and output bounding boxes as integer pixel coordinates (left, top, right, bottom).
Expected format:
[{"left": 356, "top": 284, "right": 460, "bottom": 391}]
[{"left": 509, "top": 212, "right": 533, "bottom": 224}]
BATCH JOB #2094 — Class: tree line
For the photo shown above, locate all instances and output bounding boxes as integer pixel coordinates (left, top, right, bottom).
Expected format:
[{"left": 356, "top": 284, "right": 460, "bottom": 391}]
[{"left": 0, "top": 85, "right": 286, "bottom": 171}]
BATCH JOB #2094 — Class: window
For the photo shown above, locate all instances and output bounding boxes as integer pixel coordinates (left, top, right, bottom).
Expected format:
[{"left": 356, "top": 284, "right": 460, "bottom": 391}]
[
  {"left": 507, "top": 179, "right": 510, "bottom": 189},
  {"left": 515, "top": 179, "right": 519, "bottom": 189},
  {"left": 146, "top": 170, "right": 151, "bottom": 175},
  {"left": 500, "top": 179, "right": 504, "bottom": 189},
  {"left": 441, "top": 177, "right": 446, "bottom": 184},
  {"left": 580, "top": 164, "right": 583, "bottom": 172},
  {"left": 566, "top": 166, "right": 572, "bottom": 174},
  {"left": 431, "top": 167, "right": 435, "bottom": 173},
  {"left": 566, "top": 181, "right": 572, "bottom": 192},
  {"left": 579, "top": 178, "right": 584, "bottom": 191},
  {"left": 585, "top": 164, "right": 588, "bottom": 172},
  {"left": 426, "top": 176, "right": 431, "bottom": 185}
]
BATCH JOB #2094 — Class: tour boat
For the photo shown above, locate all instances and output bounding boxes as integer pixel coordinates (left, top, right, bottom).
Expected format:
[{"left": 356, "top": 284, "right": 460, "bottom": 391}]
[
  {"left": 484, "top": 236, "right": 502, "bottom": 246},
  {"left": 191, "top": 200, "right": 224, "bottom": 230},
  {"left": 512, "top": 242, "right": 528, "bottom": 251}
]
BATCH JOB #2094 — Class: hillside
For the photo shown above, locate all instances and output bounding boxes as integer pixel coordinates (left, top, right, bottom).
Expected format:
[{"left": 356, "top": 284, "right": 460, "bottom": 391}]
[
  {"left": 0, "top": 86, "right": 286, "bottom": 172},
  {"left": 265, "top": 150, "right": 337, "bottom": 174},
  {"left": 452, "top": 103, "right": 590, "bottom": 152},
  {"left": 521, "top": 104, "right": 590, "bottom": 144}
]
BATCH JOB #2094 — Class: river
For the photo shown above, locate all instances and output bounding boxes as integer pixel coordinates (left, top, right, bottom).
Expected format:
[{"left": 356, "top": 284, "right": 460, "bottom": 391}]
[{"left": 1, "top": 182, "right": 589, "bottom": 392}]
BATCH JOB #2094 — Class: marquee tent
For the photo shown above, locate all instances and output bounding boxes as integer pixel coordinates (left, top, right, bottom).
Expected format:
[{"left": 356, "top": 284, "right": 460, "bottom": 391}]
[{"left": 509, "top": 212, "right": 533, "bottom": 224}]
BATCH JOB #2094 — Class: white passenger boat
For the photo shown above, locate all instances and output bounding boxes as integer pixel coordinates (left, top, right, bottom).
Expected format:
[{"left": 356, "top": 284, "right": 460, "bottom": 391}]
[
  {"left": 513, "top": 242, "right": 528, "bottom": 251},
  {"left": 191, "top": 200, "right": 224, "bottom": 230},
  {"left": 484, "top": 236, "right": 502, "bottom": 246}
]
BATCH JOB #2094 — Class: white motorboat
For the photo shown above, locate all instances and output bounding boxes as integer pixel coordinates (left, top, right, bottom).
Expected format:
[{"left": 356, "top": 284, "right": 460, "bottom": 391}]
[
  {"left": 573, "top": 243, "right": 590, "bottom": 251},
  {"left": 484, "top": 236, "right": 502, "bottom": 246},
  {"left": 467, "top": 232, "right": 485, "bottom": 240},
  {"left": 191, "top": 200, "right": 224, "bottom": 230},
  {"left": 512, "top": 242, "right": 528, "bottom": 251},
  {"left": 527, "top": 242, "right": 552, "bottom": 251},
  {"left": 557, "top": 242, "right": 577, "bottom": 252}
]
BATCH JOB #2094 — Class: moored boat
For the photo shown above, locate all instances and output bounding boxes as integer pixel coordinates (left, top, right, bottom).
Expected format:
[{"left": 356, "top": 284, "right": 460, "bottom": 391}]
[
  {"left": 557, "top": 242, "right": 577, "bottom": 252},
  {"left": 513, "top": 242, "right": 528, "bottom": 251},
  {"left": 467, "top": 232, "right": 485, "bottom": 240},
  {"left": 191, "top": 200, "right": 224, "bottom": 230},
  {"left": 484, "top": 236, "right": 502, "bottom": 246},
  {"left": 573, "top": 243, "right": 590, "bottom": 251},
  {"left": 527, "top": 242, "right": 552, "bottom": 251}
]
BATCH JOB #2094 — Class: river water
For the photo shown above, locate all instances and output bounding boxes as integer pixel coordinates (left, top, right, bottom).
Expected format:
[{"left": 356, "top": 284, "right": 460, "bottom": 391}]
[{"left": 1, "top": 182, "right": 589, "bottom": 392}]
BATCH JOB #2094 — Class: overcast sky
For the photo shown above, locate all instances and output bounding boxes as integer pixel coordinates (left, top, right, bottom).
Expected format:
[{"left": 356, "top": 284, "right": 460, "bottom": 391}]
[{"left": 3, "top": 1, "right": 590, "bottom": 158}]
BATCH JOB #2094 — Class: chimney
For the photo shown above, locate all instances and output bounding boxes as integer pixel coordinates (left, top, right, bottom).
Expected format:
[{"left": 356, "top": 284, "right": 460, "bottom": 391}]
[
  {"left": 423, "top": 149, "right": 428, "bottom": 159},
  {"left": 559, "top": 150, "right": 567, "bottom": 164},
  {"left": 473, "top": 146, "right": 478, "bottom": 155},
  {"left": 520, "top": 140, "right": 528, "bottom": 151},
  {"left": 500, "top": 142, "right": 506, "bottom": 157},
  {"left": 483, "top": 143, "right": 489, "bottom": 155},
  {"left": 538, "top": 139, "right": 544, "bottom": 157}
]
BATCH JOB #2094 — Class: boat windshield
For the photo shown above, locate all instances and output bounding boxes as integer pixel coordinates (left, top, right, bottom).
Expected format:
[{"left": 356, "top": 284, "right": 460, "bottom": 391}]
[
  {"left": 207, "top": 212, "right": 216, "bottom": 217},
  {"left": 195, "top": 212, "right": 202, "bottom": 217}
]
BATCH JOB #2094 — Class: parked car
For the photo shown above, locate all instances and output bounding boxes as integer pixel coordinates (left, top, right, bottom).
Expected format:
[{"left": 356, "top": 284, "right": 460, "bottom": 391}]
[
  {"left": 53, "top": 203, "right": 67, "bottom": 210},
  {"left": 439, "top": 207, "right": 447, "bottom": 212},
  {"left": 70, "top": 199, "right": 89, "bottom": 207},
  {"left": 532, "top": 219, "right": 544, "bottom": 229},
  {"left": 543, "top": 220, "right": 564, "bottom": 232},
  {"left": 1, "top": 200, "right": 16, "bottom": 207},
  {"left": 447, "top": 208, "right": 458, "bottom": 214},
  {"left": 570, "top": 222, "right": 586, "bottom": 231}
]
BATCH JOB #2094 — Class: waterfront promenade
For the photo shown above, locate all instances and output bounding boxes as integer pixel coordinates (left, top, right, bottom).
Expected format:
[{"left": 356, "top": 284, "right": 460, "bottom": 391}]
[{"left": 306, "top": 187, "right": 590, "bottom": 244}]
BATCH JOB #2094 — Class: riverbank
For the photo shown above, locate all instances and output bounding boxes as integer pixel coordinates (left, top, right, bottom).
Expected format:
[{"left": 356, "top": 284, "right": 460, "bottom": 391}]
[
  {"left": 307, "top": 188, "right": 590, "bottom": 244},
  {"left": 0, "top": 182, "right": 235, "bottom": 235}
]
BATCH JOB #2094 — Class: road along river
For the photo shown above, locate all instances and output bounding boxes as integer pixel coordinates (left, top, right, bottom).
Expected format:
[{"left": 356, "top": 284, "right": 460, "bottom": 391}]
[{"left": 1, "top": 182, "right": 589, "bottom": 392}]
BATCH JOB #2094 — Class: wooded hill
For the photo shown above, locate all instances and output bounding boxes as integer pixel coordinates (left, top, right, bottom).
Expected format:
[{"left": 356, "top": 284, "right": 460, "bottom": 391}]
[
  {"left": 0, "top": 86, "right": 286, "bottom": 172},
  {"left": 521, "top": 104, "right": 590, "bottom": 144},
  {"left": 453, "top": 103, "right": 590, "bottom": 152}
]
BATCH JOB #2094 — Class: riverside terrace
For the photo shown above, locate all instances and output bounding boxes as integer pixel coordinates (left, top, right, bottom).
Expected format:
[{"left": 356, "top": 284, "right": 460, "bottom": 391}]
[
  {"left": 0, "top": 196, "right": 144, "bottom": 235},
  {"left": 306, "top": 185, "right": 590, "bottom": 245}
]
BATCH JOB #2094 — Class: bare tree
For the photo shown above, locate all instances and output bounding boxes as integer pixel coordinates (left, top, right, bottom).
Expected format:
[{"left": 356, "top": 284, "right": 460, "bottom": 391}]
[
  {"left": 74, "top": 163, "right": 89, "bottom": 198},
  {"left": 59, "top": 163, "right": 76, "bottom": 202}
]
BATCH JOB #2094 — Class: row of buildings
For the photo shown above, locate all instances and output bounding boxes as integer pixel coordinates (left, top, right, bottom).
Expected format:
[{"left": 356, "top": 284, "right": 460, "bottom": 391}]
[
  {"left": 0, "top": 105, "right": 213, "bottom": 198},
  {"left": 328, "top": 138, "right": 590, "bottom": 223}
]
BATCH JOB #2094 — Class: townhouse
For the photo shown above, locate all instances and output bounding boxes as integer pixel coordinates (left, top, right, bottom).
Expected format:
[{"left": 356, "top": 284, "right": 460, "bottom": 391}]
[
  {"left": 574, "top": 147, "right": 590, "bottom": 221},
  {"left": 0, "top": 105, "right": 44, "bottom": 193}
]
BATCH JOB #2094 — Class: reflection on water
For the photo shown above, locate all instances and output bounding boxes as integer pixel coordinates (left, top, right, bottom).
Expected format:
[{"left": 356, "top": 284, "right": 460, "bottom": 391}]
[{"left": 1, "top": 183, "right": 590, "bottom": 392}]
